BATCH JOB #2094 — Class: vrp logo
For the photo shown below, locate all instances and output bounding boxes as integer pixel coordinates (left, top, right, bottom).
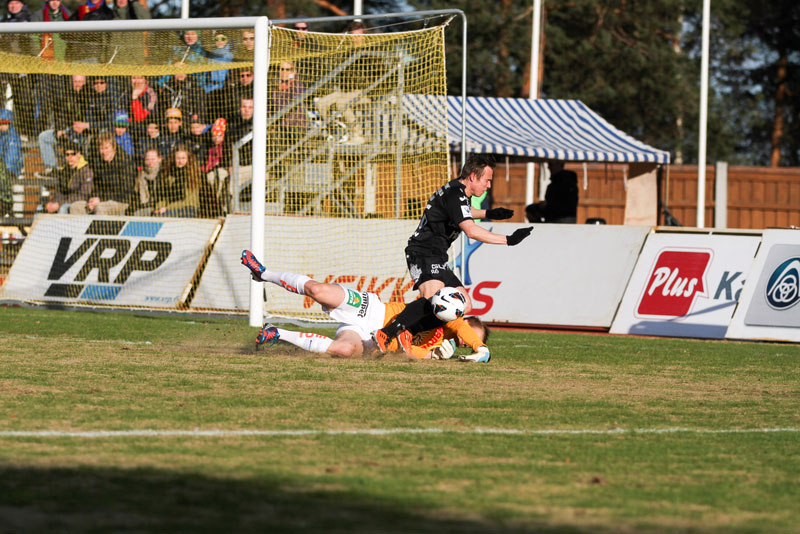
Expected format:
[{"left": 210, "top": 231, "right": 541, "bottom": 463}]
[
  {"left": 765, "top": 257, "right": 800, "bottom": 310},
  {"left": 45, "top": 220, "right": 172, "bottom": 300},
  {"left": 637, "top": 249, "right": 712, "bottom": 317}
]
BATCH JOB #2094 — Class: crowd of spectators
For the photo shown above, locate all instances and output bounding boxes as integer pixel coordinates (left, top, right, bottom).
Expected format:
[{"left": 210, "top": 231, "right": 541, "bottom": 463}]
[{"left": 0, "top": 11, "right": 385, "bottom": 219}]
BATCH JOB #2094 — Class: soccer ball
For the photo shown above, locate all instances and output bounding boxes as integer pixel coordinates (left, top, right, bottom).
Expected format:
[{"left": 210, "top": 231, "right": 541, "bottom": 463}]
[{"left": 431, "top": 287, "right": 467, "bottom": 322}]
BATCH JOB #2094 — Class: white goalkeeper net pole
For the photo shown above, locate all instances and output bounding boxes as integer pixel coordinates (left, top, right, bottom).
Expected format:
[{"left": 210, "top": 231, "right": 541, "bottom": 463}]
[{"left": 249, "top": 17, "right": 270, "bottom": 327}]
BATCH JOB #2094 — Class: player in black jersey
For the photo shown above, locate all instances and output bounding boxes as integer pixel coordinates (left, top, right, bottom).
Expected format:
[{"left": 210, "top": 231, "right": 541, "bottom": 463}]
[{"left": 373, "top": 154, "right": 533, "bottom": 355}]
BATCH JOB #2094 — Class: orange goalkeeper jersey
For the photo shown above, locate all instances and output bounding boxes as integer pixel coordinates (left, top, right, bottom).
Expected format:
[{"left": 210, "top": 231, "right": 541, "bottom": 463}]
[{"left": 381, "top": 302, "right": 484, "bottom": 359}]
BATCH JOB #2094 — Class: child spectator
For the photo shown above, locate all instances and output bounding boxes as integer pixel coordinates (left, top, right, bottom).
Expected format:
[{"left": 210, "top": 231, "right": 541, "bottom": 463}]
[
  {"left": 159, "top": 107, "right": 187, "bottom": 157},
  {"left": 137, "top": 120, "right": 160, "bottom": 156},
  {"left": 113, "top": 111, "right": 135, "bottom": 156},
  {"left": 0, "top": 110, "right": 24, "bottom": 178},
  {"left": 187, "top": 112, "right": 209, "bottom": 158},
  {"left": 199, "top": 117, "right": 229, "bottom": 217}
]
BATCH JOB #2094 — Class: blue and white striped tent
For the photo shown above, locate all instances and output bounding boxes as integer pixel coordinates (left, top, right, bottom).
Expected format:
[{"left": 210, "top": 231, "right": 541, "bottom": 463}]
[{"left": 403, "top": 95, "right": 670, "bottom": 164}]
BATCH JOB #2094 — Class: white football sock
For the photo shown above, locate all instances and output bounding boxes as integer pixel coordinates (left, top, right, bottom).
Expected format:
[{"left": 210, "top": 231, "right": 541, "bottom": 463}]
[
  {"left": 277, "top": 329, "right": 333, "bottom": 354},
  {"left": 261, "top": 272, "right": 311, "bottom": 295}
]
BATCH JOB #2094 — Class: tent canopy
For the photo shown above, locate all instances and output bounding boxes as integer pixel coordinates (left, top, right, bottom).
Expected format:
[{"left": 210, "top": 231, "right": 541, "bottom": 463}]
[{"left": 404, "top": 96, "right": 671, "bottom": 164}]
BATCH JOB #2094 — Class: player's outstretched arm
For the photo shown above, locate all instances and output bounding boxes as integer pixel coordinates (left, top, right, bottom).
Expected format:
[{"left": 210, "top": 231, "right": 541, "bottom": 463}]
[{"left": 459, "top": 220, "right": 534, "bottom": 246}]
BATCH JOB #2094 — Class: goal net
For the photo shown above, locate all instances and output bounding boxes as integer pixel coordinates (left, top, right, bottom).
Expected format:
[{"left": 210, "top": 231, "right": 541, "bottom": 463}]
[{"left": 0, "top": 19, "right": 450, "bottom": 321}]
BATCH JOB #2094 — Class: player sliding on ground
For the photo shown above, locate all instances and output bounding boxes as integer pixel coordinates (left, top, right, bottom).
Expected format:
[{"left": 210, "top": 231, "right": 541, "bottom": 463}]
[
  {"left": 241, "top": 250, "right": 491, "bottom": 362},
  {"left": 374, "top": 153, "right": 533, "bottom": 354}
]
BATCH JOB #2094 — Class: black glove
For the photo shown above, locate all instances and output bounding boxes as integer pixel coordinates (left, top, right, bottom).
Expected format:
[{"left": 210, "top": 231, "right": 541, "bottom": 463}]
[
  {"left": 486, "top": 207, "right": 514, "bottom": 220},
  {"left": 507, "top": 226, "right": 533, "bottom": 246}
]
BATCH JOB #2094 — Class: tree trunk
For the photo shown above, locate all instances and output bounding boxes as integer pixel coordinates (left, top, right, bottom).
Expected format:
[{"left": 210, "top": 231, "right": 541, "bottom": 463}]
[{"left": 770, "top": 54, "right": 788, "bottom": 167}]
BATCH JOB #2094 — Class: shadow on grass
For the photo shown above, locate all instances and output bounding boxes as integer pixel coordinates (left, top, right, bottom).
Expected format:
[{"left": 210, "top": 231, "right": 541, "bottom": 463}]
[{"left": 0, "top": 465, "right": 599, "bottom": 534}]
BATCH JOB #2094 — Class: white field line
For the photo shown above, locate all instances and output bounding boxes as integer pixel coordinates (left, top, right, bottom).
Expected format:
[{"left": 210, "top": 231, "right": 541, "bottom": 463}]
[{"left": 0, "top": 428, "right": 798, "bottom": 439}]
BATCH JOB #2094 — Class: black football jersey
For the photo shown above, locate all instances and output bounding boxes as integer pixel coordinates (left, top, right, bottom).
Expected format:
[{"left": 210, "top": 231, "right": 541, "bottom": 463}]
[{"left": 406, "top": 179, "right": 473, "bottom": 256}]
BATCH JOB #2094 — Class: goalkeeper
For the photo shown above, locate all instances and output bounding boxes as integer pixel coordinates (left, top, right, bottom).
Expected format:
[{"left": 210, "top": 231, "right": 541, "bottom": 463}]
[
  {"left": 374, "top": 153, "right": 533, "bottom": 355},
  {"left": 242, "top": 250, "right": 490, "bottom": 362}
]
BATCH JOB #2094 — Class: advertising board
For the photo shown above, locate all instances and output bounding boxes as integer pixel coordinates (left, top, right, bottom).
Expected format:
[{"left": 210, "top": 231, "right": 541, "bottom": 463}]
[
  {"left": 610, "top": 231, "right": 761, "bottom": 338},
  {"left": 1, "top": 215, "right": 219, "bottom": 308},
  {"left": 726, "top": 229, "right": 800, "bottom": 342}
]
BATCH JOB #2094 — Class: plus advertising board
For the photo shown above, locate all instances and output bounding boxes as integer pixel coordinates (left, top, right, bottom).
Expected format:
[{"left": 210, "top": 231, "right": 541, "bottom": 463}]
[
  {"left": 727, "top": 229, "right": 800, "bottom": 342},
  {"left": 454, "top": 224, "right": 649, "bottom": 327},
  {"left": 610, "top": 232, "right": 761, "bottom": 338},
  {"left": 1, "top": 215, "right": 219, "bottom": 308},
  {"left": 191, "top": 215, "right": 419, "bottom": 317}
]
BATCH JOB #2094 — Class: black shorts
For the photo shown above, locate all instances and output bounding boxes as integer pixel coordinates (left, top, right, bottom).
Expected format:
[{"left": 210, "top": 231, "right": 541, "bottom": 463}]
[{"left": 405, "top": 250, "right": 463, "bottom": 291}]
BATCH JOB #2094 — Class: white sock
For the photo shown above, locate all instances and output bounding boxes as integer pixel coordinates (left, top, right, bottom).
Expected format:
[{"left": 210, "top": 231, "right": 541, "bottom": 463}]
[
  {"left": 277, "top": 328, "right": 333, "bottom": 354},
  {"left": 261, "top": 271, "right": 311, "bottom": 295}
]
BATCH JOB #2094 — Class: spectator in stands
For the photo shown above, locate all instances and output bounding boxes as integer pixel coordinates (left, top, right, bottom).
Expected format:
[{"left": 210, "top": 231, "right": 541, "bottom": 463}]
[
  {"left": 136, "top": 120, "right": 160, "bottom": 157},
  {"left": 126, "top": 75, "right": 157, "bottom": 140},
  {"left": 0, "top": 110, "right": 24, "bottom": 179},
  {"left": 1, "top": 0, "right": 37, "bottom": 140},
  {"left": 203, "top": 31, "right": 233, "bottom": 95},
  {"left": 86, "top": 76, "right": 121, "bottom": 135},
  {"left": 72, "top": 132, "right": 135, "bottom": 215},
  {"left": 36, "top": 75, "right": 91, "bottom": 177},
  {"left": 290, "top": 18, "right": 319, "bottom": 81},
  {"left": 199, "top": 118, "right": 229, "bottom": 218},
  {"left": 233, "top": 29, "right": 255, "bottom": 60},
  {"left": 186, "top": 112, "right": 210, "bottom": 159},
  {"left": 2, "top": 0, "right": 32, "bottom": 30},
  {"left": 111, "top": 0, "right": 149, "bottom": 20},
  {"left": 128, "top": 147, "right": 162, "bottom": 216},
  {"left": 112, "top": 111, "right": 135, "bottom": 156},
  {"left": 0, "top": 110, "right": 23, "bottom": 217},
  {"left": 171, "top": 31, "right": 210, "bottom": 90},
  {"left": 154, "top": 70, "right": 206, "bottom": 125},
  {"left": 159, "top": 107, "right": 187, "bottom": 157},
  {"left": 44, "top": 139, "right": 92, "bottom": 214},
  {"left": 269, "top": 60, "right": 306, "bottom": 183},
  {"left": 152, "top": 144, "right": 200, "bottom": 217},
  {"left": 227, "top": 96, "right": 253, "bottom": 201},
  {"left": 213, "top": 67, "right": 253, "bottom": 124},
  {"left": 525, "top": 161, "right": 579, "bottom": 224},
  {"left": 32, "top": 0, "right": 70, "bottom": 63}
]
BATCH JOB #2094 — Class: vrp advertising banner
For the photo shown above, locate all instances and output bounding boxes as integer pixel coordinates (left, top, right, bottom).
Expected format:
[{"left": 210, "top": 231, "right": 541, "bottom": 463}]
[
  {"left": 457, "top": 224, "right": 650, "bottom": 327},
  {"left": 1, "top": 215, "right": 219, "bottom": 308},
  {"left": 727, "top": 230, "right": 800, "bottom": 342},
  {"left": 610, "top": 231, "right": 761, "bottom": 339}
]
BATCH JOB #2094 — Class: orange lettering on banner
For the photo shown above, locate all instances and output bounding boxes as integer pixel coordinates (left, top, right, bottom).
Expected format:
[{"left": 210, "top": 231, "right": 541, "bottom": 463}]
[
  {"left": 355, "top": 276, "right": 367, "bottom": 292},
  {"left": 333, "top": 276, "right": 357, "bottom": 285},
  {"left": 389, "top": 278, "right": 415, "bottom": 303},
  {"left": 366, "top": 277, "right": 394, "bottom": 296}
]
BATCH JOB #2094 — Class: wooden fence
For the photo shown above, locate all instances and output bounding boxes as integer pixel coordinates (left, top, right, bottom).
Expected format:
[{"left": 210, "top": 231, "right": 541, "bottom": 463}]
[{"left": 487, "top": 162, "right": 800, "bottom": 229}]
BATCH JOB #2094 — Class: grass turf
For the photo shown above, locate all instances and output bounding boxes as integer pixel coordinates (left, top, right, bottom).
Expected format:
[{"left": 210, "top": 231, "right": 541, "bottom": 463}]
[{"left": 1, "top": 306, "right": 799, "bottom": 533}]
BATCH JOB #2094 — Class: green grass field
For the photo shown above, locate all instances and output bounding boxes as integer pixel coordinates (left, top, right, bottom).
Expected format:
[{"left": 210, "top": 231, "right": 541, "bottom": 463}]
[{"left": 1, "top": 306, "right": 799, "bottom": 533}]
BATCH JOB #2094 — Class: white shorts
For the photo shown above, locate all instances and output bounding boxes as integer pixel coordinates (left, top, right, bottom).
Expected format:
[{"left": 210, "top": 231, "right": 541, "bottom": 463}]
[{"left": 326, "top": 287, "right": 386, "bottom": 341}]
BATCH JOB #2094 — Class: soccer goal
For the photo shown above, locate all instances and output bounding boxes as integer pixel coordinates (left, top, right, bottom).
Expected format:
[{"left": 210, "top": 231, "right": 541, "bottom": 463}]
[{"left": 0, "top": 13, "right": 460, "bottom": 326}]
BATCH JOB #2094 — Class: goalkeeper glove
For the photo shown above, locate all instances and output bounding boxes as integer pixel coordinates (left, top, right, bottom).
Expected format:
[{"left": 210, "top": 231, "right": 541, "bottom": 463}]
[
  {"left": 507, "top": 227, "right": 533, "bottom": 246},
  {"left": 430, "top": 338, "right": 457, "bottom": 360},
  {"left": 458, "top": 346, "right": 491, "bottom": 363},
  {"left": 486, "top": 207, "right": 514, "bottom": 220}
]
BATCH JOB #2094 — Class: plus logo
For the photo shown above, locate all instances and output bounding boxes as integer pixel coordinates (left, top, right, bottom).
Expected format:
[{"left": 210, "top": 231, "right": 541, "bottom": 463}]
[{"left": 637, "top": 249, "right": 712, "bottom": 317}]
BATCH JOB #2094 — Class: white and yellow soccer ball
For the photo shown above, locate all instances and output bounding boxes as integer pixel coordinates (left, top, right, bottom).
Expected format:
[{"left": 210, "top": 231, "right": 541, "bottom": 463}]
[{"left": 431, "top": 287, "right": 467, "bottom": 322}]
